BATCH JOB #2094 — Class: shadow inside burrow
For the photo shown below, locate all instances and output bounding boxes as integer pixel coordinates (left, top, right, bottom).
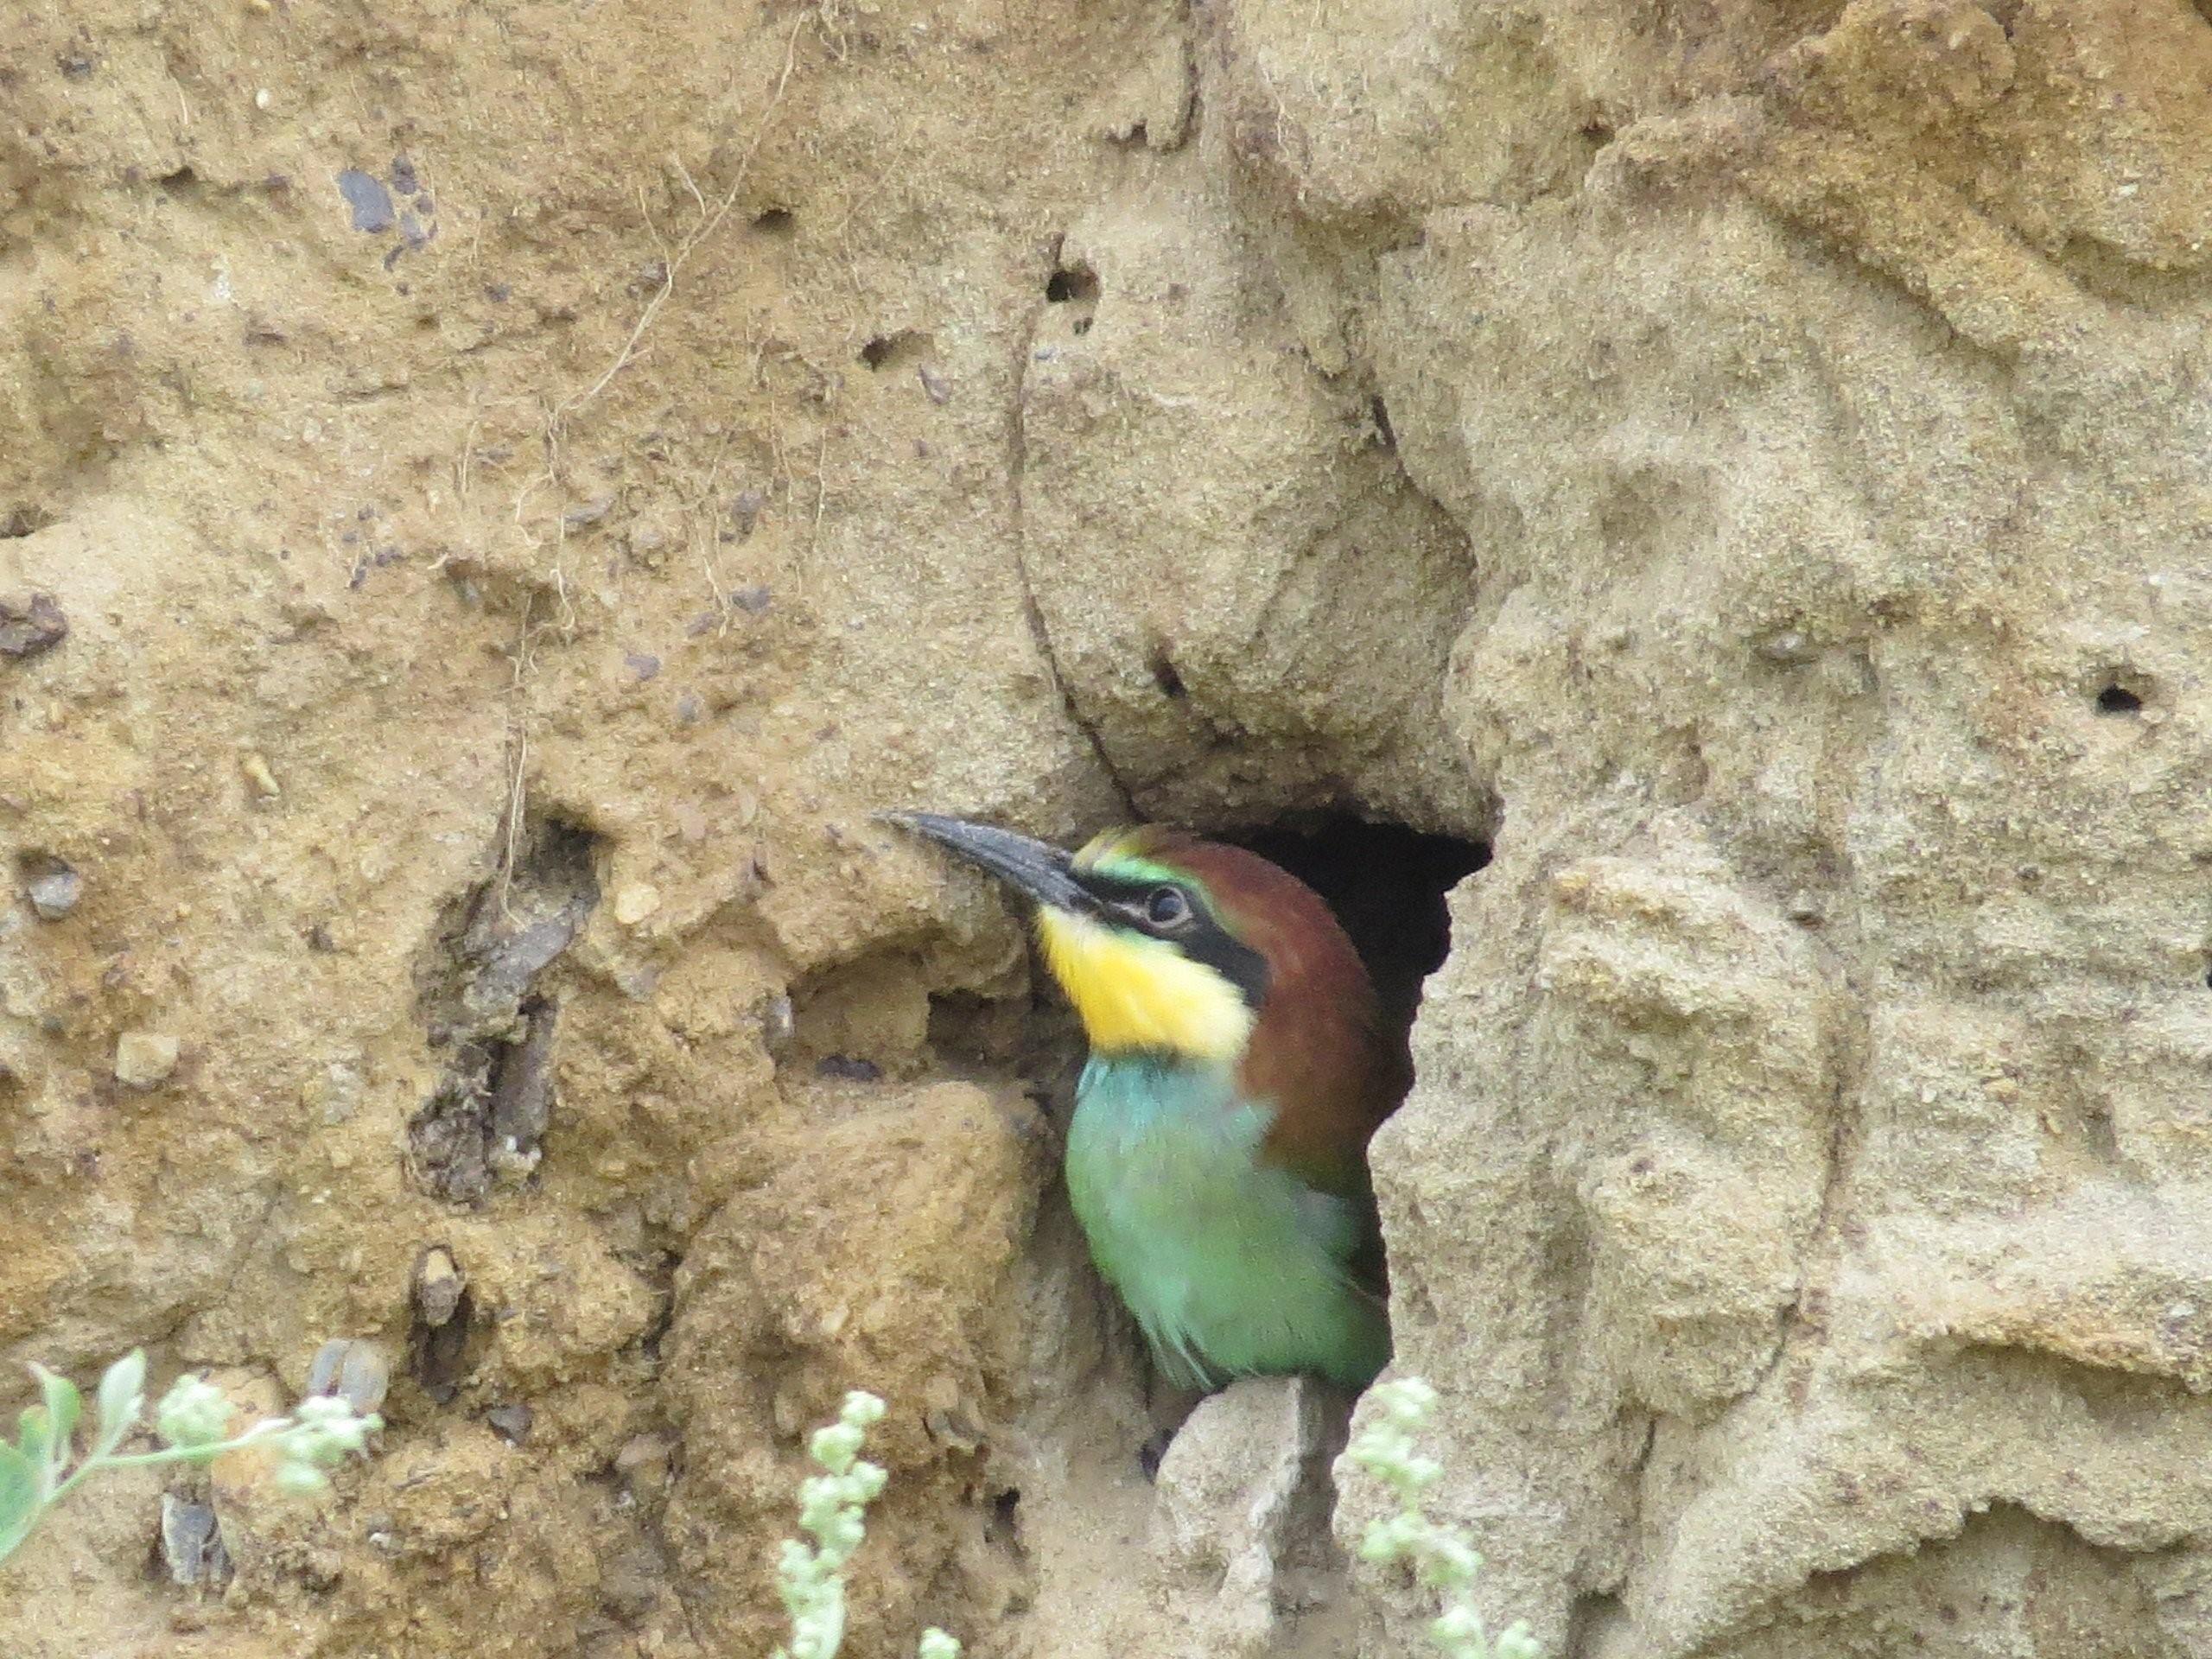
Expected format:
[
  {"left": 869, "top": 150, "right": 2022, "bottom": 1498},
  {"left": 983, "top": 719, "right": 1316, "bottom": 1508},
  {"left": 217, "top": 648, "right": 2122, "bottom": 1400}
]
[{"left": 1224, "top": 812, "right": 1490, "bottom": 1065}]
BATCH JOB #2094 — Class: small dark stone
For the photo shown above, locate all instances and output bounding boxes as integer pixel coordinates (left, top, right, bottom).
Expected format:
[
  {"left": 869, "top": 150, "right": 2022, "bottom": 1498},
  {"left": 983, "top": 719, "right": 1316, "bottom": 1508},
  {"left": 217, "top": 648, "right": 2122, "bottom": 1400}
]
[
  {"left": 336, "top": 168, "right": 397, "bottom": 234},
  {"left": 160, "top": 1495, "right": 230, "bottom": 1587},
  {"left": 487, "top": 1002, "right": 559, "bottom": 1171},
  {"left": 24, "top": 858, "right": 81, "bottom": 919},
  {"left": 731, "top": 585, "right": 772, "bottom": 615},
  {"left": 0, "top": 593, "right": 67, "bottom": 658},
  {"left": 624, "top": 652, "right": 662, "bottom": 682},
  {"left": 390, "top": 155, "right": 419, "bottom": 195},
  {"left": 486, "top": 1402, "right": 534, "bottom": 1444}
]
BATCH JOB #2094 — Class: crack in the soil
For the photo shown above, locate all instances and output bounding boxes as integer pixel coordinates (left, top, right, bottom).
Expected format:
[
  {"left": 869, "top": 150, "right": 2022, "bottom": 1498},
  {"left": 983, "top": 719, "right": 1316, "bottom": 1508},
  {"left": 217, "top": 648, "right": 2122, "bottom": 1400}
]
[{"left": 1006, "top": 283, "right": 1138, "bottom": 821}]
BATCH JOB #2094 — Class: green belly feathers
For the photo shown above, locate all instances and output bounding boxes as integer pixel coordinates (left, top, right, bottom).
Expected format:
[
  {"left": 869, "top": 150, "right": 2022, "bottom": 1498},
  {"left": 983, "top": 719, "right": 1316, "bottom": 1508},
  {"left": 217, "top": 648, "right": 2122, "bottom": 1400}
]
[{"left": 1063, "top": 1054, "right": 1389, "bottom": 1390}]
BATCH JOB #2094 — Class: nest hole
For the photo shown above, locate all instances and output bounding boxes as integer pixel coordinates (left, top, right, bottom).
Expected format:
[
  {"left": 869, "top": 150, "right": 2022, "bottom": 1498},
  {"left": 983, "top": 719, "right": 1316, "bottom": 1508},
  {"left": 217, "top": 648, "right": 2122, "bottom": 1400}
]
[
  {"left": 857, "top": 329, "right": 931, "bottom": 372},
  {"left": 1224, "top": 813, "right": 1488, "bottom": 1050},
  {"left": 1045, "top": 264, "right": 1098, "bottom": 305}
]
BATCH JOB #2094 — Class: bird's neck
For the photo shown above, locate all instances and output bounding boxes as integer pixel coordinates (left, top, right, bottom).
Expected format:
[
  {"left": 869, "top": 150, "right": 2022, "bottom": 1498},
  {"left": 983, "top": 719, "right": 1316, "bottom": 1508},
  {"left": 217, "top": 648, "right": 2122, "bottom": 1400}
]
[
  {"left": 1078, "top": 1047, "right": 1237, "bottom": 1093},
  {"left": 1070, "top": 1051, "right": 1266, "bottom": 1162}
]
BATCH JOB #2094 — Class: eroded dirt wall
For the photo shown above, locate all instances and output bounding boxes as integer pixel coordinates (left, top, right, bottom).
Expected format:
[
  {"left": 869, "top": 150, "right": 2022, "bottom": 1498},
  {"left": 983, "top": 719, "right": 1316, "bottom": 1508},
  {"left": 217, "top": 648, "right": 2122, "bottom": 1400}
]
[{"left": 6, "top": 3, "right": 2212, "bottom": 1657}]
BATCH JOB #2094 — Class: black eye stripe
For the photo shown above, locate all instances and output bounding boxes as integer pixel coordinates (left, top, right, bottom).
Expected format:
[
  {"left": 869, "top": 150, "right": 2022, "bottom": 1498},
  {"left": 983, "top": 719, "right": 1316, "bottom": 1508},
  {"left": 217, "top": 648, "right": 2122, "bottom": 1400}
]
[{"left": 1077, "top": 870, "right": 1269, "bottom": 1008}]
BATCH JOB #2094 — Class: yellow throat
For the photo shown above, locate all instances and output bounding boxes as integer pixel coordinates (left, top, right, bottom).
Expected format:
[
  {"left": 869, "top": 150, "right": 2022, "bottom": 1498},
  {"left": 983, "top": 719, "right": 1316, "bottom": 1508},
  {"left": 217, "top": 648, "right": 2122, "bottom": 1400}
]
[{"left": 1034, "top": 907, "right": 1255, "bottom": 1062}]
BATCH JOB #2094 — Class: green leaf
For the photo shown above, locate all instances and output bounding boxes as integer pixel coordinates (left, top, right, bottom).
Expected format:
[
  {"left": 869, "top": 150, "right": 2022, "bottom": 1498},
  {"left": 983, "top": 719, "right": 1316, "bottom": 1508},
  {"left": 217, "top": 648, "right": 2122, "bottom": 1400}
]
[
  {"left": 32, "top": 1367, "right": 81, "bottom": 1472},
  {"left": 14, "top": 1407, "right": 52, "bottom": 1499},
  {"left": 0, "top": 1440, "right": 41, "bottom": 1562},
  {"left": 92, "top": 1351, "right": 147, "bottom": 1459}
]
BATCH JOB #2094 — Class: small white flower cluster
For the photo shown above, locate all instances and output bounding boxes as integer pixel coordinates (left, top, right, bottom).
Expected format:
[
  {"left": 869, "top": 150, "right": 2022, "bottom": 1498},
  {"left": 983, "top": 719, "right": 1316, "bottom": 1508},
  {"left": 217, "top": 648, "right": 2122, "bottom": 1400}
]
[
  {"left": 273, "top": 1393, "right": 381, "bottom": 1493},
  {"left": 1344, "top": 1377, "right": 1543, "bottom": 1659},
  {"left": 3, "top": 1350, "right": 384, "bottom": 1568},
  {"left": 771, "top": 1390, "right": 962, "bottom": 1659},
  {"left": 151, "top": 1372, "right": 380, "bottom": 1496}
]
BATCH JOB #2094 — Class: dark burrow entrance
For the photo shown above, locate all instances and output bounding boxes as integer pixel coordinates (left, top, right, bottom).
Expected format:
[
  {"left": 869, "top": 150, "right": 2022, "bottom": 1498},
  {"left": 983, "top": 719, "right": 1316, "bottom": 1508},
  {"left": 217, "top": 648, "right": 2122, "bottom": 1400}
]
[{"left": 1225, "top": 812, "right": 1490, "bottom": 1058}]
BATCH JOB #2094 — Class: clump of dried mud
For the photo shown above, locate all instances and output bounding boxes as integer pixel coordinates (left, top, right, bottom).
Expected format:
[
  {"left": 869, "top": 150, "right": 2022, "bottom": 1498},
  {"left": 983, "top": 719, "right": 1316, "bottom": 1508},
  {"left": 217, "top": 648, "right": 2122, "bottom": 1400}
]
[{"left": 8, "top": 3, "right": 2212, "bottom": 1656}]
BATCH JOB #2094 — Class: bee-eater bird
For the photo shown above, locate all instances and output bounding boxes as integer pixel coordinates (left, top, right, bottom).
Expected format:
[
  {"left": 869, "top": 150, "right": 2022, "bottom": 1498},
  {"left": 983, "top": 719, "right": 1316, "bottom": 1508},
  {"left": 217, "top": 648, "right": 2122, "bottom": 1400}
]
[{"left": 887, "top": 812, "right": 1402, "bottom": 1390}]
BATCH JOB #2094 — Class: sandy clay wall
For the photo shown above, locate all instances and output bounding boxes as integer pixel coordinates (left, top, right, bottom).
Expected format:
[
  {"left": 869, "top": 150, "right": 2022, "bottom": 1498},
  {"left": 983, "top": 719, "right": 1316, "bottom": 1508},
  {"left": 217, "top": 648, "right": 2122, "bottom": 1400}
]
[{"left": 8, "top": 2, "right": 2212, "bottom": 1655}]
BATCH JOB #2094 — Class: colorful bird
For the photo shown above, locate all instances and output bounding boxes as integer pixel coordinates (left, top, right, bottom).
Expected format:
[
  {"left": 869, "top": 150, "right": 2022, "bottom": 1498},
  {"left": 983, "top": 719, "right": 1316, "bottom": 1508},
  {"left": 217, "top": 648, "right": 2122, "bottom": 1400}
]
[{"left": 886, "top": 813, "right": 1403, "bottom": 1390}]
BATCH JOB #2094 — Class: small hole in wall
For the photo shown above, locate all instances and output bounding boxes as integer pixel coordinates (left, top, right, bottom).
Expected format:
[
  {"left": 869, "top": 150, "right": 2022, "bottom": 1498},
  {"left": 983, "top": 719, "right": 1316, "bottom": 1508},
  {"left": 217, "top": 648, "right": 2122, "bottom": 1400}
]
[
  {"left": 857, "top": 329, "right": 931, "bottom": 372},
  {"left": 1149, "top": 650, "right": 1186, "bottom": 699},
  {"left": 2096, "top": 683, "right": 2145, "bottom": 715},
  {"left": 750, "top": 207, "right": 795, "bottom": 235},
  {"left": 988, "top": 1486, "right": 1022, "bottom": 1548},
  {"left": 1045, "top": 264, "right": 1099, "bottom": 305}
]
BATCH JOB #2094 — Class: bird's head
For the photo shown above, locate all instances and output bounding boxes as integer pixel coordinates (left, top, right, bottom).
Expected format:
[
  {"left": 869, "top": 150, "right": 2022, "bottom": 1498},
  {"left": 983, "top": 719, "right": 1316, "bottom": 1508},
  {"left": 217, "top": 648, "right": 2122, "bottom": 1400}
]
[{"left": 887, "top": 813, "right": 1376, "bottom": 1070}]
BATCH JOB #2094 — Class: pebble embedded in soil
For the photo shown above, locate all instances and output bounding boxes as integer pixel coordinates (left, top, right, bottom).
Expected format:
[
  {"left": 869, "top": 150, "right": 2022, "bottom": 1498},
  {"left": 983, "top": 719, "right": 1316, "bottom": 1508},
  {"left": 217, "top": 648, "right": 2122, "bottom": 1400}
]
[
  {"left": 160, "top": 1494, "right": 230, "bottom": 1586},
  {"left": 24, "top": 860, "right": 80, "bottom": 920},
  {"left": 613, "top": 881, "right": 660, "bottom": 925},
  {"left": 240, "top": 752, "right": 283, "bottom": 798},
  {"left": 1755, "top": 628, "right": 1818, "bottom": 664},
  {"left": 486, "top": 1402, "right": 533, "bottom": 1444},
  {"left": 307, "top": 1337, "right": 391, "bottom": 1416},
  {"left": 114, "top": 1029, "right": 181, "bottom": 1088},
  {"left": 335, "top": 168, "right": 397, "bottom": 234},
  {"left": 415, "top": 1248, "right": 467, "bottom": 1327},
  {"left": 0, "top": 592, "right": 68, "bottom": 658}
]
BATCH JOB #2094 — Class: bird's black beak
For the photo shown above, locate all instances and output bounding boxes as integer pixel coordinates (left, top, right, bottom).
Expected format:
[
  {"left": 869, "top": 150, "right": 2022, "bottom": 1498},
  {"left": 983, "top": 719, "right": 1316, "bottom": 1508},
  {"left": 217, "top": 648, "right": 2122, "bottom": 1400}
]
[{"left": 880, "top": 811, "right": 1098, "bottom": 916}]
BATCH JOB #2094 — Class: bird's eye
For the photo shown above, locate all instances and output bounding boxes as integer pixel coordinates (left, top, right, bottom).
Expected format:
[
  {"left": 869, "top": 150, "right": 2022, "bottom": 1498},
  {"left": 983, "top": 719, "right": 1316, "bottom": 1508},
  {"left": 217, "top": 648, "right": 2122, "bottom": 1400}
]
[{"left": 1146, "top": 887, "right": 1190, "bottom": 927}]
